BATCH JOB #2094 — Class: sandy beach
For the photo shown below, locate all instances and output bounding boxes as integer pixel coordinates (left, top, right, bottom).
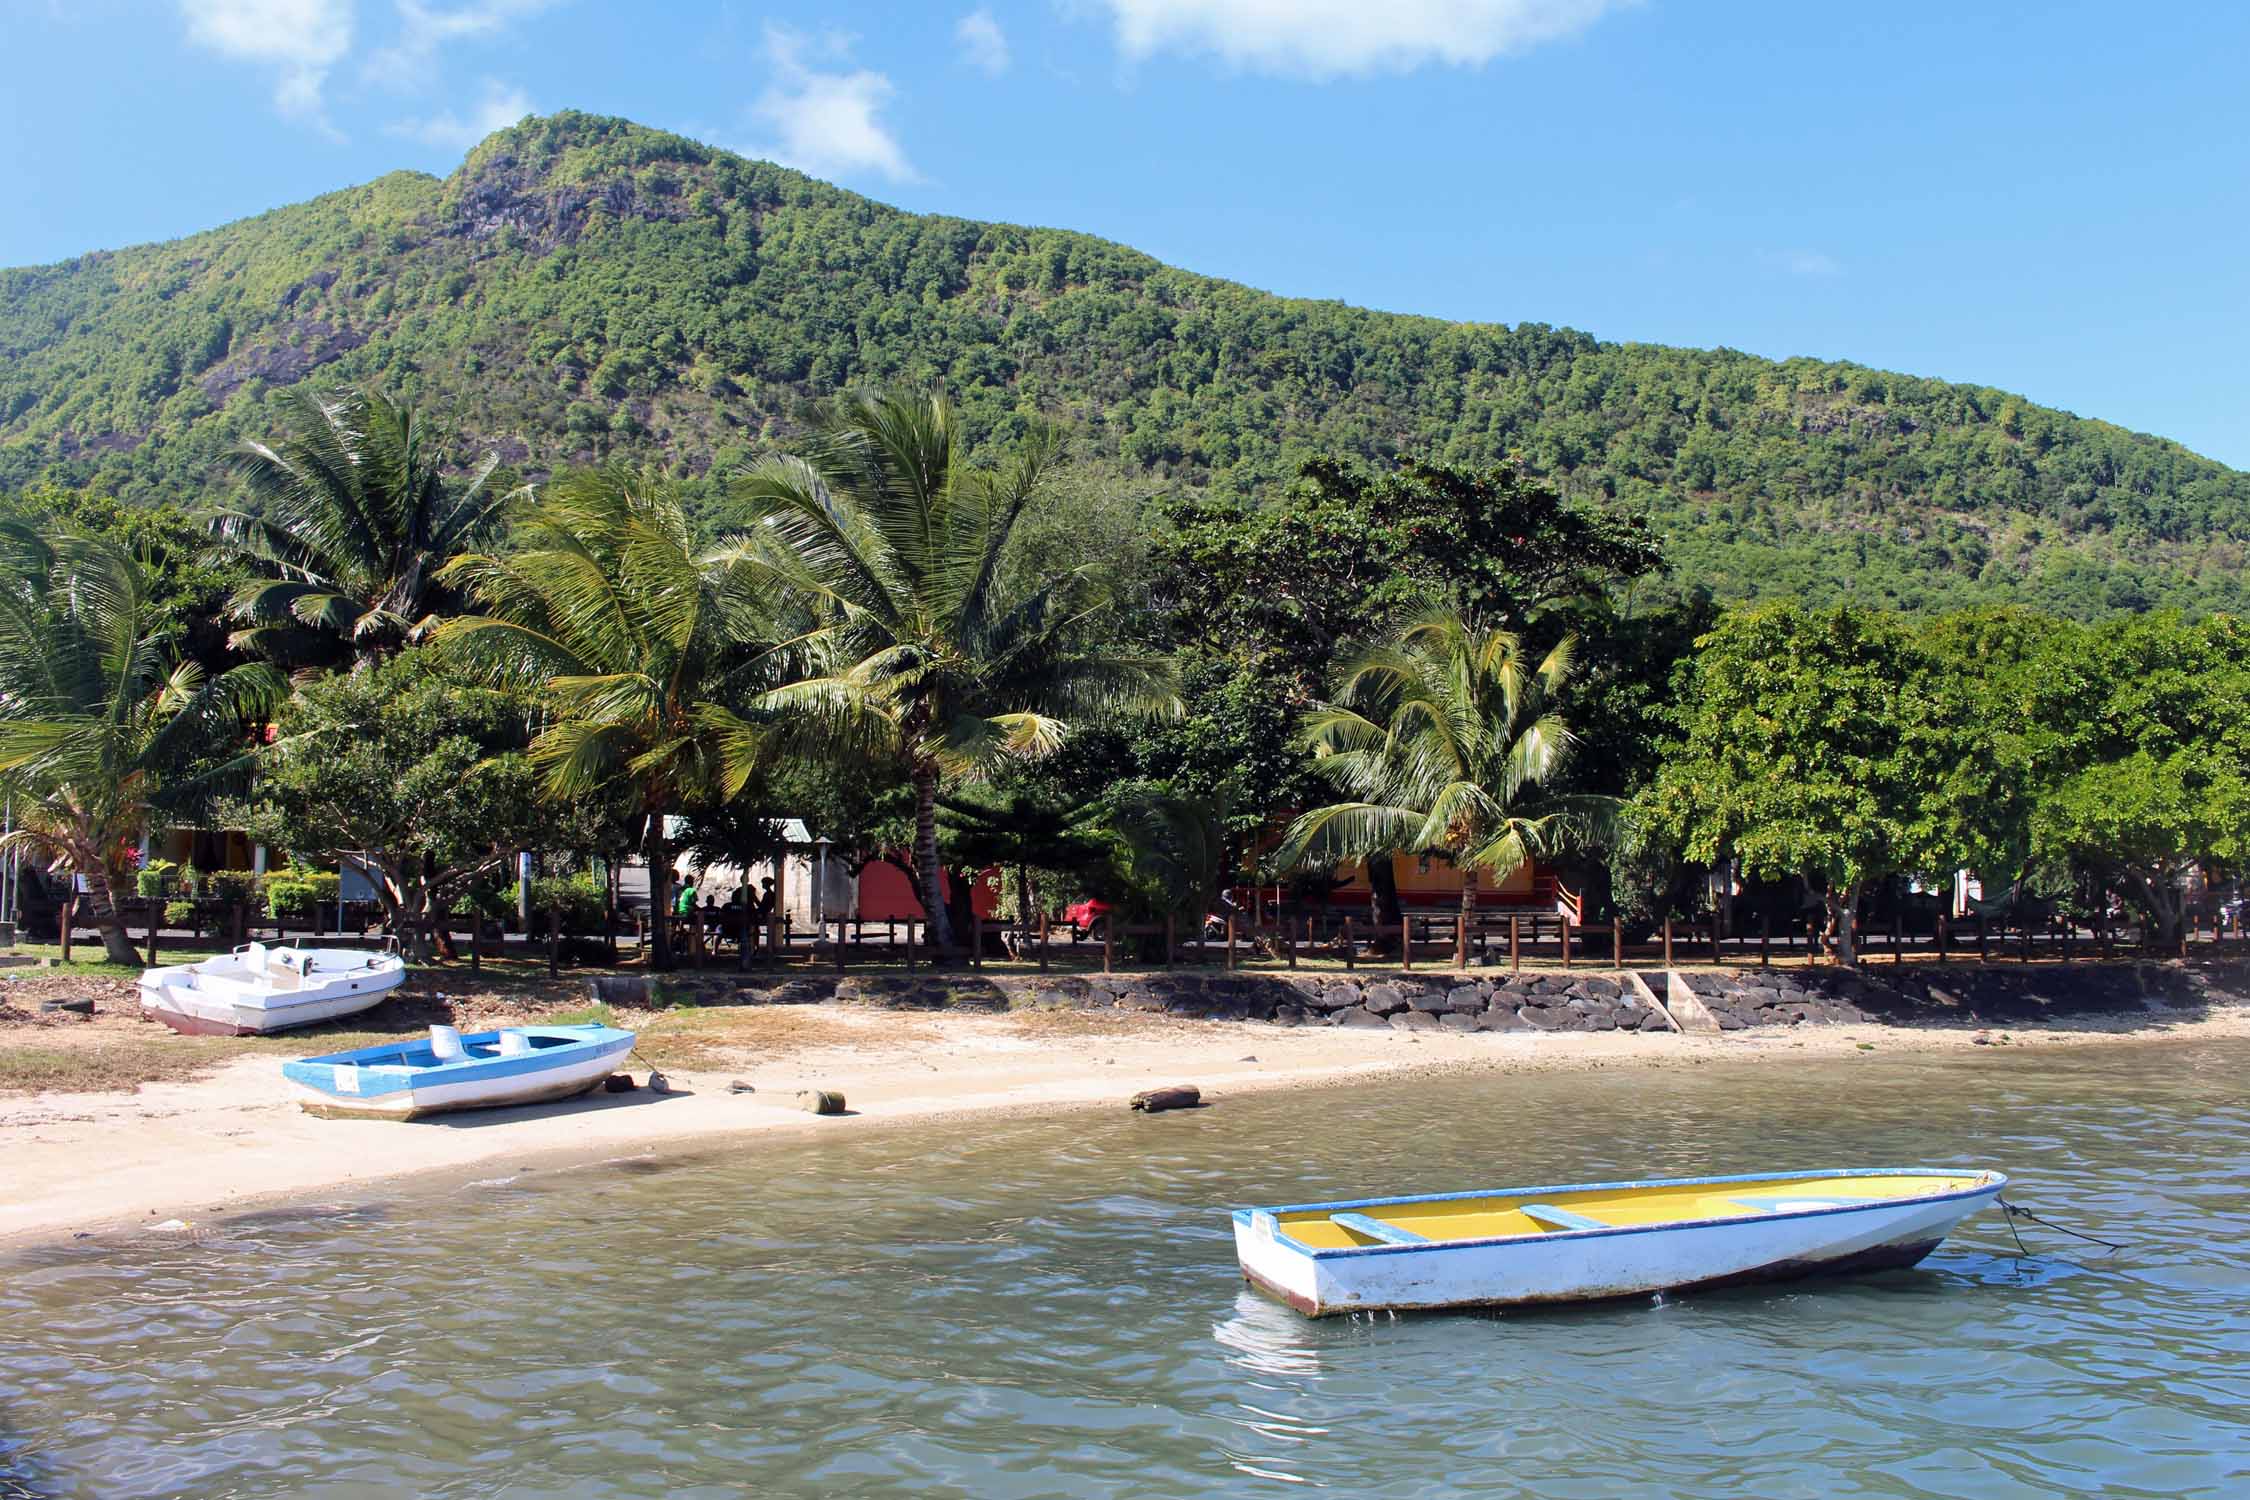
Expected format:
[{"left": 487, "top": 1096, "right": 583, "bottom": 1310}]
[{"left": 7, "top": 990, "right": 2246, "bottom": 1252}]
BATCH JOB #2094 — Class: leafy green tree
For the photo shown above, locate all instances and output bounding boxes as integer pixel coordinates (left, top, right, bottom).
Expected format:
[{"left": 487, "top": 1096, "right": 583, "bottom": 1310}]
[
  {"left": 2023, "top": 612, "right": 2250, "bottom": 944},
  {"left": 0, "top": 527, "right": 278, "bottom": 963},
  {"left": 1, "top": 484, "right": 243, "bottom": 672},
  {"left": 434, "top": 465, "right": 771, "bottom": 970},
  {"left": 247, "top": 649, "right": 583, "bottom": 958},
  {"left": 208, "top": 388, "right": 505, "bottom": 667},
  {"left": 1648, "top": 605, "right": 1976, "bottom": 966},
  {"left": 938, "top": 783, "right": 1111, "bottom": 930},
  {"left": 731, "top": 387, "right": 1175, "bottom": 951},
  {"left": 1272, "top": 608, "right": 1606, "bottom": 967},
  {"left": 1914, "top": 607, "right": 2081, "bottom": 900}
]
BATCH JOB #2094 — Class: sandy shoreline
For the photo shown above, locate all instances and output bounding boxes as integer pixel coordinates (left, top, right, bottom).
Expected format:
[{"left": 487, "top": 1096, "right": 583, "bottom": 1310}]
[{"left": 6, "top": 999, "right": 2246, "bottom": 1252}]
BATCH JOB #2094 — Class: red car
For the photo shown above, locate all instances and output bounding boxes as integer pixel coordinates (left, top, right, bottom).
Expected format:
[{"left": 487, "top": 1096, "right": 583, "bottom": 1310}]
[{"left": 1063, "top": 897, "right": 1112, "bottom": 939}]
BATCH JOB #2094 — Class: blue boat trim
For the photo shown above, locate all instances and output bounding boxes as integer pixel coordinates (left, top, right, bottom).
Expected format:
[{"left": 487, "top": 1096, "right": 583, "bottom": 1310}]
[
  {"left": 1518, "top": 1203, "right": 1609, "bottom": 1232},
  {"left": 1231, "top": 1167, "right": 2008, "bottom": 1260}
]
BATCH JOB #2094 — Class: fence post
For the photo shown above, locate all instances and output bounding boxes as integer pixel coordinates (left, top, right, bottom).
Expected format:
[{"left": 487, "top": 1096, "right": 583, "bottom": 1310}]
[
  {"left": 547, "top": 904, "right": 560, "bottom": 977},
  {"left": 1509, "top": 915, "right": 1520, "bottom": 973},
  {"left": 1760, "top": 909, "right": 1772, "bottom": 967},
  {"left": 1226, "top": 914, "right": 1236, "bottom": 972},
  {"left": 971, "top": 911, "right": 983, "bottom": 971},
  {"left": 1935, "top": 911, "right": 1947, "bottom": 963},
  {"left": 1399, "top": 915, "right": 1411, "bottom": 971},
  {"left": 1611, "top": 917, "right": 1622, "bottom": 969},
  {"left": 1288, "top": 915, "right": 1299, "bottom": 970},
  {"left": 1892, "top": 905, "right": 1904, "bottom": 964},
  {"left": 1709, "top": 914, "right": 1721, "bottom": 965},
  {"left": 1165, "top": 911, "right": 1175, "bottom": 968},
  {"left": 1344, "top": 915, "right": 1356, "bottom": 971},
  {"left": 470, "top": 910, "right": 483, "bottom": 973},
  {"left": 147, "top": 895, "right": 160, "bottom": 969},
  {"left": 1663, "top": 916, "right": 1673, "bottom": 969}
]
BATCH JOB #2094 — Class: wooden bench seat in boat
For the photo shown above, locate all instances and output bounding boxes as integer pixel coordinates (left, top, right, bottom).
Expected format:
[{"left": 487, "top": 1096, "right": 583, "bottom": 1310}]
[
  {"left": 1516, "top": 1203, "right": 1611, "bottom": 1233},
  {"left": 1328, "top": 1212, "right": 1429, "bottom": 1245}
]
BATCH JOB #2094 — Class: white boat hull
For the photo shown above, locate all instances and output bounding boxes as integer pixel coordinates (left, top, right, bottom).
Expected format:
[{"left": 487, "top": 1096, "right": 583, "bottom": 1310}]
[
  {"left": 1234, "top": 1172, "right": 2005, "bottom": 1316},
  {"left": 139, "top": 946, "right": 407, "bottom": 1035}
]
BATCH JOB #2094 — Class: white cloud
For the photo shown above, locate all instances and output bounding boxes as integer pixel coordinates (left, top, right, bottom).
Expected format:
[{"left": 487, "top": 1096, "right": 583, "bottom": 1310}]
[
  {"left": 745, "top": 25, "right": 918, "bottom": 184},
  {"left": 1096, "top": 0, "right": 1628, "bottom": 77},
  {"left": 179, "top": 0, "right": 354, "bottom": 128},
  {"left": 1764, "top": 249, "right": 1843, "bottom": 278},
  {"left": 367, "top": 0, "right": 559, "bottom": 87},
  {"left": 386, "top": 77, "right": 533, "bottom": 150},
  {"left": 956, "top": 8, "right": 1011, "bottom": 75}
]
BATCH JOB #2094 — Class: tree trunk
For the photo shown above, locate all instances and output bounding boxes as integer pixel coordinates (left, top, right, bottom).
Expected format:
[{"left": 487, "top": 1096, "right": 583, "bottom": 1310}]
[
  {"left": 912, "top": 762, "right": 955, "bottom": 951},
  {"left": 646, "top": 808, "right": 675, "bottom": 971},
  {"left": 2133, "top": 870, "right": 2183, "bottom": 951},
  {"left": 1456, "top": 864, "right": 1478, "bottom": 968},
  {"left": 1368, "top": 857, "right": 1403, "bottom": 952},
  {"left": 80, "top": 863, "right": 143, "bottom": 967},
  {"left": 944, "top": 867, "right": 975, "bottom": 954},
  {"left": 1826, "top": 882, "right": 1862, "bottom": 968}
]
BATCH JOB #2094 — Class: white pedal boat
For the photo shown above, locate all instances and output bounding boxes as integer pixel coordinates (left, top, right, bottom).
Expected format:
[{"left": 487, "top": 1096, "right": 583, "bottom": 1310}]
[
  {"left": 1234, "top": 1167, "right": 2007, "bottom": 1317},
  {"left": 139, "top": 941, "right": 407, "bottom": 1035},
  {"left": 282, "top": 1024, "right": 637, "bottom": 1119}
]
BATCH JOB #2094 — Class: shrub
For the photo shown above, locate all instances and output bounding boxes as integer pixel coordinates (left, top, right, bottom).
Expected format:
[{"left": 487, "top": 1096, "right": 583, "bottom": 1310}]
[
  {"left": 164, "top": 899, "right": 196, "bottom": 929},
  {"left": 527, "top": 871, "right": 607, "bottom": 935},
  {"left": 266, "top": 868, "right": 341, "bottom": 919},
  {"left": 135, "top": 858, "right": 179, "bottom": 899},
  {"left": 205, "top": 869, "right": 262, "bottom": 906}
]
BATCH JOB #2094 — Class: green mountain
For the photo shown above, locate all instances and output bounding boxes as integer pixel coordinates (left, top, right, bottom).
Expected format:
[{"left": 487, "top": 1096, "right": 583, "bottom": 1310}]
[{"left": 3, "top": 111, "right": 2243, "bottom": 616}]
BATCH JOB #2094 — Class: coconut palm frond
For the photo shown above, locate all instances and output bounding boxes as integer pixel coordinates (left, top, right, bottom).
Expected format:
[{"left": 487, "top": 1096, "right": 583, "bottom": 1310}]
[
  {"left": 1277, "top": 605, "right": 1612, "bottom": 884},
  {"left": 206, "top": 387, "right": 503, "bottom": 667}
]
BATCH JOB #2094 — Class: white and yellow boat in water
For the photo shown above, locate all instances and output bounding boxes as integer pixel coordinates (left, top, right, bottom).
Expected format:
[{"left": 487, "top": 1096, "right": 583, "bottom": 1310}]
[{"left": 1233, "top": 1168, "right": 2007, "bottom": 1317}]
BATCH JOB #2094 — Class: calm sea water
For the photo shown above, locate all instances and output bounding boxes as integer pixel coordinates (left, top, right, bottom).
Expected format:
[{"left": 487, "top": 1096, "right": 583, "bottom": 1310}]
[{"left": 3, "top": 1042, "right": 2246, "bottom": 1499}]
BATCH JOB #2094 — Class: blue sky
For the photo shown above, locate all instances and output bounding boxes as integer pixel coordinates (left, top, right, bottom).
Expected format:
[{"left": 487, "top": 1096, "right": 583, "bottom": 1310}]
[{"left": 5, "top": 1, "right": 2247, "bottom": 467}]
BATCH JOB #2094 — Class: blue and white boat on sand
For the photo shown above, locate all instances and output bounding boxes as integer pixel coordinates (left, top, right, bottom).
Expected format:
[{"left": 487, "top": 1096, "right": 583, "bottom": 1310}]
[
  {"left": 283, "top": 1023, "right": 637, "bottom": 1120},
  {"left": 1234, "top": 1167, "right": 2007, "bottom": 1317}
]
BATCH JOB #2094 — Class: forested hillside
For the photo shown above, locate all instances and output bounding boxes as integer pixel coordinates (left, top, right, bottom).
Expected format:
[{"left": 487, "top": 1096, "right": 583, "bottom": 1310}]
[{"left": 3, "top": 111, "right": 2243, "bottom": 616}]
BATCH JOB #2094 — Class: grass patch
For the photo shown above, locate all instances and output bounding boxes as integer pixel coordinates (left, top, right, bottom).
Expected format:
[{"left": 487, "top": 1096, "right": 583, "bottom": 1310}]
[{"left": 3, "top": 942, "right": 227, "bottom": 979}]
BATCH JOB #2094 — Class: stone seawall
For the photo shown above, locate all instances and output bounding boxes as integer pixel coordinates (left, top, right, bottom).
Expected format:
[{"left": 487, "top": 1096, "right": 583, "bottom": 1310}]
[{"left": 588, "top": 961, "right": 2242, "bottom": 1032}]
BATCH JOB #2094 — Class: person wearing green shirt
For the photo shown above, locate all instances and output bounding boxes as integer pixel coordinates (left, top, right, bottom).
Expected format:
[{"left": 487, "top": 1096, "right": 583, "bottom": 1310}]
[{"left": 673, "top": 877, "right": 698, "bottom": 916}]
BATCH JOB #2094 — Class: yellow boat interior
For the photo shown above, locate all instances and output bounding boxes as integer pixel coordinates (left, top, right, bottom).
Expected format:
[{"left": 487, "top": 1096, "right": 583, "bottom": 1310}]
[{"left": 1277, "top": 1173, "right": 1991, "bottom": 1250}]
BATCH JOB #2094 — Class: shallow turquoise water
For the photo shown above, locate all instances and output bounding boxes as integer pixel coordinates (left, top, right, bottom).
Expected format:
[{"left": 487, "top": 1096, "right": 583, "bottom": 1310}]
[{"left": 3, "top": 1041, "right": 2247, "bottom": 1498}]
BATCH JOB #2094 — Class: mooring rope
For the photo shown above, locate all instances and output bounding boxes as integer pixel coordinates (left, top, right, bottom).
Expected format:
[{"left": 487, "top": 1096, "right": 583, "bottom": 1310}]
[{"left": 1997, "top": 1198, "right": 2127, "bottom": 1256}]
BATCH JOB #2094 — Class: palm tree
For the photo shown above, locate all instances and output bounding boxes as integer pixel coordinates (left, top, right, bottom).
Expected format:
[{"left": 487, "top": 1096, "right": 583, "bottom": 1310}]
[
  {"left": 729, "top": 387, "right": 1175, "bottom": 952},
  {"left": 208, "top": 387, "right": 505, "bottom": 668},
  {"left": 0, "top": 527, "right": 279, "bottom": 965},
  {"left": 433, "top": 466, "right": 772, "bottom": 971},
  {"left": 1271, "top": 608, "right": 1607, "bottom": 968}
]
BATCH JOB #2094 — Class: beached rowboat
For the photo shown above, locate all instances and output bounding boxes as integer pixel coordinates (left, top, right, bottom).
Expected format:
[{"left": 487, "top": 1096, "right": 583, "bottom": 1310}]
[
  {"left": 139, "top": 941, "right": 407, "bottom": 1035},
  {"left": 283, "top": 1023, "right": 637, "bottom": 1119},
  {"left": 1234, "top": 1167, "right": 2007, "bottom": 1316}
]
